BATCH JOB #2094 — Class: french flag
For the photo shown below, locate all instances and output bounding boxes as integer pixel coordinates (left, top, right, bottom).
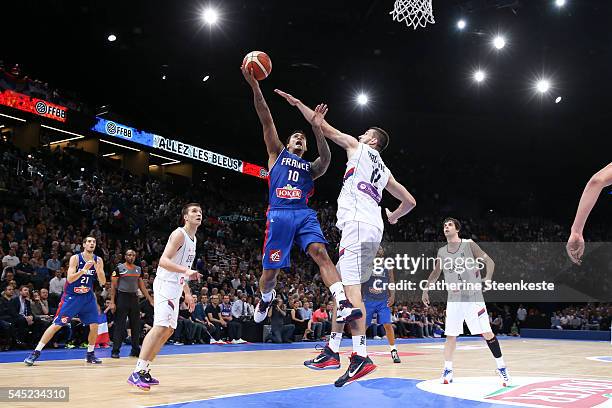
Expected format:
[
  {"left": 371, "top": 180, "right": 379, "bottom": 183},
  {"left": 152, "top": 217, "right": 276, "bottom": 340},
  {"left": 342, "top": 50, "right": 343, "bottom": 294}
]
[{"left": 96, "top": 312, "right": 110, "bottom": 346}]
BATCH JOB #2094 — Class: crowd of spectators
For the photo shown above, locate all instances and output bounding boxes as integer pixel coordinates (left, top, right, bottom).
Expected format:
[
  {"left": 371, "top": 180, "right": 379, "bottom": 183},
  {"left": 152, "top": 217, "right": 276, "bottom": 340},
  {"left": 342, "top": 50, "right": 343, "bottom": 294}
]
[{"left": 0, "top": 138, "right": 610, "bottom": 352}]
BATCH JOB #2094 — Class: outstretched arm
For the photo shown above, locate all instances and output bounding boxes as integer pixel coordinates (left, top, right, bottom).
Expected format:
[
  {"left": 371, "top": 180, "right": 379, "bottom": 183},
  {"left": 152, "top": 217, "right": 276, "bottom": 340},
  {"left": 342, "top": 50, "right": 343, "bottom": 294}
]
[
  {"left": 242, "top": 67, "right": 283, "bottom": 158},
  {"left": 384, "top": 175, "right": 417, "bottom": 225},
  {"left": 566, "top": 162, "right": 612, "bottom": 264},
  {"left": 422, "top": 258, "right": 442, "bottom": 307},
  {"left": 310, "top": 104, "right": 331, "bottom": 180},
  {"left": 275, "top": 89, "right": 358, "bottom": 152}
]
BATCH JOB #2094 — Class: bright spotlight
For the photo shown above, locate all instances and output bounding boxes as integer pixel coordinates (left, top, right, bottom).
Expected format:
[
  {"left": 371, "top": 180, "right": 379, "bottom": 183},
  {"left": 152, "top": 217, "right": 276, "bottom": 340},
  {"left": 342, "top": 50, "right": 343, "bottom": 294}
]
[
  {"left": 202, "top": 75, "right": 210, "bottom": 82},
  {"left": 457, "top": 19, "right": 466, "bottom": 30},
  {"left": 202, "top": 8, "right": 219, "bottom": 25},
  {"left": 555, "top": 0, "right": 566, "bottom": 7},
  {"left": 356, "top": 93, "right": 369, "bottom": 106},
  {"left": 493, "top": 36, "right": 506, "bottom": 50},
  {"left": 473, "top": 70, "right": 486, "bottom": 83},
  {"left": 107, "top": 34, "right": 117, "bottom": 42},
  {"left": 536, "top": 79, "right": 551, "bottom": 93},
  {"left": 555, "top": 96, "right": 562, "bottom": 103}
]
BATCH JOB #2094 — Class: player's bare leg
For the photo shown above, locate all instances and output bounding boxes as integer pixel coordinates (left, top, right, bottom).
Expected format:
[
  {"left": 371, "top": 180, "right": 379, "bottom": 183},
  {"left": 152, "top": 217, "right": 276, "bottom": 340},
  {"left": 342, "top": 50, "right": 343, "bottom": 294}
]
[
  {"left": 441, "top": 335, "right": 457, "bottom": 383},
  {"left": 482, "top": 331, "right": 511, "bottom": 386},
  {"left": 384, "top": 323, "right": 400, "bottom": 363},
  {"left": 254, "top": 268, "right": 279, "bottom": 323},
  {"left": 24, "top": 324, "right": 63, "bottom": 366},
  {"left": 307, "top": 243, "right": 361, "bottom": 322}
]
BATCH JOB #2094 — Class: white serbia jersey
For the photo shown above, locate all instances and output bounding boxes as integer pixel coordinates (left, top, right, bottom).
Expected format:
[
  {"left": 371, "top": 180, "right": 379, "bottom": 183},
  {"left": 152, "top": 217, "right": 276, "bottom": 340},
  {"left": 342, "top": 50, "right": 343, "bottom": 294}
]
[
  {"left": 336, "top": 143, "right": 391, "bottom": 232},
  {"left": 156, "top": 227, "right": 197, "bottom": 284},
  {"left": 438, "top": 239, "right": 484, "bottom": 303}
]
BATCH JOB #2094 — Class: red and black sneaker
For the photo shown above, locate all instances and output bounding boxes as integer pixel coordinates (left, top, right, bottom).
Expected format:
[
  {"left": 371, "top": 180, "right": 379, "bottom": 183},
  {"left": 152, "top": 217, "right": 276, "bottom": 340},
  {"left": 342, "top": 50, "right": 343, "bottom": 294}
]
[
  {"left": 334, "top": 353, "right": 377, "bottom": 387},
  {"left": 304, "top": 345, "right": 341, "bottom": 370}
]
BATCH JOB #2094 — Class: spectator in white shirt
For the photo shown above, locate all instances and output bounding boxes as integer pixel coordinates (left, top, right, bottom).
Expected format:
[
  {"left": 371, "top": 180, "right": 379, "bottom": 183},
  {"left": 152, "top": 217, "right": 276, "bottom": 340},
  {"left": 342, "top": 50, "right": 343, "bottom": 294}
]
[
  {"left": 48, "top": 269, "right": 66, "bottom": 297},
  {"left": 231, "top": 293, "right": 253, "bottom": 319},
  {"left": 2, "top": 248, "right": 19, "bottom": 270}
]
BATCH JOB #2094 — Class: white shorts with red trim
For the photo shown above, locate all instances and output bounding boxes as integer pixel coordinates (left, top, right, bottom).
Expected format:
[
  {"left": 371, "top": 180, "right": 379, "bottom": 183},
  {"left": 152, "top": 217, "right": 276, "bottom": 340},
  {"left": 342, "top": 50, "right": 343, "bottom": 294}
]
[
  {"left": 336, "top": 221, "right": 382, "bottom": 286},
  {"left": 153, "top": 277, "right": 183, "bottom": 329},
  {"left": 444, "top": 301, "right": 492, "bottom": 336}
]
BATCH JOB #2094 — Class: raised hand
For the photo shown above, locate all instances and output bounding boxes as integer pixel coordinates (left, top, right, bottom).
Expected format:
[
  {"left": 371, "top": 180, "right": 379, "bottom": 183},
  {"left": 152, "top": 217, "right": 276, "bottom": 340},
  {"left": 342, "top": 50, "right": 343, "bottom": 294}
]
[
  {"left": 274, "top": 89, "right": 300, "bottom": 106},
  {"left": 566, "top": 232, "right": 585, "bottom": 265},
  {"left": 241, "top": 66, "right": 259, "bottom": 89},
  {"left": 311, "top": 104, "right": 328, "bottom": 127}
]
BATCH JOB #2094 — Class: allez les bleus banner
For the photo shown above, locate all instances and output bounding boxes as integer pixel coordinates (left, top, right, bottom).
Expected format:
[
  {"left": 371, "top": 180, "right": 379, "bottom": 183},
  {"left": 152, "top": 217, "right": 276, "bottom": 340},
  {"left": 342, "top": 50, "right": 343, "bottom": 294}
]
[{"left": 92, "top": 117, "right": 268, "bottom": 179}]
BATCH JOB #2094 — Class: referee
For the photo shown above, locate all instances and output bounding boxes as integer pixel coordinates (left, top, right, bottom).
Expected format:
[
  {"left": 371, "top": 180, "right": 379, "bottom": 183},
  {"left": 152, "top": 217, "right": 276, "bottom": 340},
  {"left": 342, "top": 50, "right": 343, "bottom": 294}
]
[{"left": 108, "top": 249, "right": 153, "bottom": 359}]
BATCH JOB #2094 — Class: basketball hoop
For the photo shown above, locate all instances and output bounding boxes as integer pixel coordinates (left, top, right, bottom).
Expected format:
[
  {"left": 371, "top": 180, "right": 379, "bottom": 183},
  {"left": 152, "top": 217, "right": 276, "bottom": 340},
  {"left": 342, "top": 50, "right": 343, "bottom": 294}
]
[{"left": 390, "top": 0, "right": 435, "bottom": 30}]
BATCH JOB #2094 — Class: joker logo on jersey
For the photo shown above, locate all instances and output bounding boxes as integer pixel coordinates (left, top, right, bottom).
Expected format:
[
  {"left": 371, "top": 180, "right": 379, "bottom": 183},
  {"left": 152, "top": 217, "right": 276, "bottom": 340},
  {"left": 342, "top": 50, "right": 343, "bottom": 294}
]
[{"left": 276, "top": 184, "right": 302, "bottom": 200}]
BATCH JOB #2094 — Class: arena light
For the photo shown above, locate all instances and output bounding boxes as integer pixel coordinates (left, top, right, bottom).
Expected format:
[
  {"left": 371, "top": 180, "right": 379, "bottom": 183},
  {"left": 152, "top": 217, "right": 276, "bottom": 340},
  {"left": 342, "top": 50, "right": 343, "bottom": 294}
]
[
  {"left": 473, "top": 70, "right": 486, "bottom": 83},
  {"left": 555, "top": 0, "right": 566, "bottom": 7},
  {"left": 107, "top": 34, "right": 117, "bottom": 42},
  {"left": 41, "top": 125, "right": 86, "bottom": 138},
  {"left": 493, "top": 35, "right": 506, "bottom": 50},
  {"left": 536, "top": 79, "right": 551, "bottom": 93},
  {"left": 48, "top": 135, "right": 85, "bottom": 145},
  {"left": 202, "top": 75, "right": 210, "bottom": 82},
  {"left": 100, "top": 139, "right": 140, "bottom": 151},
  {"left": 161, "top": 160, "right": 180, "bottom": 166},
  {"left": 457, "top": 19, "right": 466, "bottom": 30},
  {"left": 162, "top": 75, "right": 167, "bottom": 80},
  {"left": 555, "top": 96, "right": 562, "bottom": 103},
  {"left": 0, "top": 112, "right": 26, "bottom": 122},
  {"left": 356, "top": 93, "right": 369, "bottom": 106},
  {"left": 202, "top": 7, "right": 219, "bottom": 25},
  {"left": 150, "top": 152, "right": 178, "bottom": 162},
  {"left": 102, "top": 152, "right": 116, "bottom": 157}
]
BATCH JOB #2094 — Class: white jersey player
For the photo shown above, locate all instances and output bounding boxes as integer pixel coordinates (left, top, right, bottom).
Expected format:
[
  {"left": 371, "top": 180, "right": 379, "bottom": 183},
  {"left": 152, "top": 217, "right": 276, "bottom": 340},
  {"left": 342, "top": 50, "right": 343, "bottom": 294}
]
[
  {"left": 128, "top": 203, "right": 202, "bottom": 391},
  {"left": 276, "top": 90, "right": 416, "bottom": 387},
  {"left": 422, "top": 218, "right": 511, "bottom": 387}
]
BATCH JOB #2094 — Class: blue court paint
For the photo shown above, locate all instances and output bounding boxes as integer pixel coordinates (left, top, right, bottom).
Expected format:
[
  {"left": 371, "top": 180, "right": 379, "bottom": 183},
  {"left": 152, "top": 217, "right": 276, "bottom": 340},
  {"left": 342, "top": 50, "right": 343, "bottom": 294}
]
[
  {"left": 0, "top": 336, "right": 515, "bottom": 364},
  {"left": 147, "top": 378, "right": 518, "bottom": 408}
]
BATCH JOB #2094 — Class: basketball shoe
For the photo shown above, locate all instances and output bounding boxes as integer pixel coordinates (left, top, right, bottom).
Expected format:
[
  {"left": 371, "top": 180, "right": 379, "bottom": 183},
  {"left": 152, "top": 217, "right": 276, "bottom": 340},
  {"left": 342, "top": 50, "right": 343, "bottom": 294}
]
[
  {"left": 440, "top": 368, "right": 453, "bottom": 384},
  {"left": 391, "top": 349, "right": 401, "bottom": 363},
  {"left": 304, "top": 345, "right": 341, "bottom": 370},
  {"left": 496, "top": 367, "right": 512, "bottom": 387},
  {"left": 127, "top": 371, "right": 150, "bottom": 391},
  {"left": 254, "top": 289, "right": 275, "bottom": 323},
  {"left": 24, "top": 350, "right": 41, "bottom": 366},
  {"left": 334, "top": 353, "right": 377, "bottom": 387},
  {"left": 86, "top": 351, "right": 102, "bottom": 364},
  {"left": 335, "top": 300, "right": 362, "bottom": 324}
]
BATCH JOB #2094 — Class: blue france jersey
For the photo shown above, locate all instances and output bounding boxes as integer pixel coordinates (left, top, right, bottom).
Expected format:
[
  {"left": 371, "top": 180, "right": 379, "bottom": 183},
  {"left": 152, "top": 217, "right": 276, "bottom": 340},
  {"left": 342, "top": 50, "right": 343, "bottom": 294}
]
[
  {"left": 362, "top": 267, "right": 389, "bottom": 301},
  {"left": 65, "top": 253, "right": 98, "bottom": 295},
  {"left": 268, "top": 148, "right": 314, "bottom": 210}
]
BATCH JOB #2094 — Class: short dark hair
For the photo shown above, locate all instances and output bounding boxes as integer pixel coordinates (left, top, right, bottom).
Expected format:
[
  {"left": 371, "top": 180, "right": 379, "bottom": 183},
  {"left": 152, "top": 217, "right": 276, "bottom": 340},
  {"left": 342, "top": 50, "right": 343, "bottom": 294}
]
[
  {"left": 443, "top": 217, "right": 461, "bottom": 231},
  {"left": 285, "top": 130, "right": 306, "bottom": 145},
  {"left": 83, "top": 235, "right": 96, "bottom": 244},
  {"left": 370, "top": 127, "right": 390, "bottom": 152},
  {"left": 180, "top": 203, "right": 201, "bottom": 225}
]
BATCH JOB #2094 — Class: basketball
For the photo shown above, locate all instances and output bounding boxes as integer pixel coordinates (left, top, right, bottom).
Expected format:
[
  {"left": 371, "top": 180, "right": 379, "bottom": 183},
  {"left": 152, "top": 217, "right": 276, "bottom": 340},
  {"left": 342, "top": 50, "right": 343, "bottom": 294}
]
[{"left": 242, "top": 51, "right": 272, "bottom": 80}]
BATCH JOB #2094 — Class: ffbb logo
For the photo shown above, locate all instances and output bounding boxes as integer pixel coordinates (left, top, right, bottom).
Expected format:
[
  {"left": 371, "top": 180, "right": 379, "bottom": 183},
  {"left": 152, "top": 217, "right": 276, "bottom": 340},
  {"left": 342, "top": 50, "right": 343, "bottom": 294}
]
[{"left": 269, "top": 249, "right": 282, "bottom": 263}]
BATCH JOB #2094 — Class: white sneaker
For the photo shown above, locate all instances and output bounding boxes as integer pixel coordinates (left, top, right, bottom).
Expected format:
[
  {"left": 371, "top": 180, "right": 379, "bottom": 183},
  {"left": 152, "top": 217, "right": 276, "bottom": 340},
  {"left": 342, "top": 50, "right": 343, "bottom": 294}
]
[
  {"left": 373, "top": 336, "right": 382, "bottom": 340},
  {"left": 335, "top": 300, "right": 363, "bottom": 324},
  {"left": 236, "top": 339, "right": 247, "bottom": 344},
  {"left": 497, "top": 367, "right": 511, "bottom": 387},
  {"left": 174, "top": 341, "right": 184, "bottom": 346},
  {"left": 254, "top": 290, "right": 276, "bottom": 323},
  {"left": 440, "top": 368, "right": 453, "bottom": 384},
  {"left": 209, "top": 339, "right": 217, "bottom": 344},
  {"left": 231, "top": 339, "right": 239, "bottom": 344}
]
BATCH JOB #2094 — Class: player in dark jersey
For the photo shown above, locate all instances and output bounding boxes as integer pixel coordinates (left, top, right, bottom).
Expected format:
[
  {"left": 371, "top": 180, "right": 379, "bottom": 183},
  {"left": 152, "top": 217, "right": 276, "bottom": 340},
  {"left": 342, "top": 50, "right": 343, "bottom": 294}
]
[
  {"left": 241, "top": 67, "right": 361, "bottom": 327},
  {"left": 25, "top": 236, "right": 106, "bottom": 366},
  {"left": 362, "top": 247, "right": 400, "bottom": 363},
  {"left": 566, "top": 162, "right": 612, "bottom": 264}
]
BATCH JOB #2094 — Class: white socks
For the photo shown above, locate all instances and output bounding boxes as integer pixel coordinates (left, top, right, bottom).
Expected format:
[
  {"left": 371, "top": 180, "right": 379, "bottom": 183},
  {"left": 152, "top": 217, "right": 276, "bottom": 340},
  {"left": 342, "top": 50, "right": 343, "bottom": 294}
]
[
  {"left": 389, "top": 344, "right": 396, "bottom": 352},
  {"left": 87, "top": 345, "right": 95, "bottom": 353},
  {"left": 328, "top": 332, "right": 343, "bottom": 353},
  {"left": 352, "top": 335, "right": 367, "bottom": 357},
  {"left": 135, "top": 359, "right": 150, "bottom": 373},
  {"left": 444, "top": 361, "right": 453, "bottom": 370},
  {"left": 329, "top": 282, "right": 347, "bottom": 307},
  {"left": 35, "top": 342, "right": 45, "bottom": 352},
  {"left": 261, "top": 290, "right": 274, "bottom": 302},
  {"left": 495, "top": 357, "right": 506, "bottom": 369}
]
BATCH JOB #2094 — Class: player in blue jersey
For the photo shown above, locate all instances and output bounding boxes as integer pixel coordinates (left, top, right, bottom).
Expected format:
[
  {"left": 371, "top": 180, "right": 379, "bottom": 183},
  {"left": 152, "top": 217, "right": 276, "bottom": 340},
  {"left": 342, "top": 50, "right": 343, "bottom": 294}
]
[
  {"left": 241, "top": 66, "right": 361, "bottom": 327},
  {"left": 363, "top": 246, "right": 401, "bottom": 363},
  {"left": 24, "top": 236, "right": 106, "bottom": 365}
]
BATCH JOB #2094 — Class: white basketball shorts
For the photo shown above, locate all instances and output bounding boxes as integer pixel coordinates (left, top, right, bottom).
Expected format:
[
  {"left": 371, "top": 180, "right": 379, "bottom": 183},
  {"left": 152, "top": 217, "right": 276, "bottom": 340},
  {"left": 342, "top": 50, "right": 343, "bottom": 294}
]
[
  {"left": 153, "top": 276, "right": 183, "bottom": 329},
  {"left": 444, "top": 301, "right": 492, "bottom": 336},
  {"left": 336, "top": 221, "right": 383, "bottom": 286}
]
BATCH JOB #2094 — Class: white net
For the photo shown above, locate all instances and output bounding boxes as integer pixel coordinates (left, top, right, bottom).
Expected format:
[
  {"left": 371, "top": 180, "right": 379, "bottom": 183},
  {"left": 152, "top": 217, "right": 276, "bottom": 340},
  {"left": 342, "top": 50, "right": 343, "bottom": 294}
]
[{"left": 390, "top": 0, "right": 435, "bottom": 30}]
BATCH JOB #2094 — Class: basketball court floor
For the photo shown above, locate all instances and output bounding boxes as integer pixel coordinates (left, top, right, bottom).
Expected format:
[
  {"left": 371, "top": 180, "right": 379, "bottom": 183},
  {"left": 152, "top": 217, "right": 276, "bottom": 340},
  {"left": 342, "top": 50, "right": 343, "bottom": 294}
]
[{"left": 1, "top": 336, "right": 610, "bottom": 408}]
